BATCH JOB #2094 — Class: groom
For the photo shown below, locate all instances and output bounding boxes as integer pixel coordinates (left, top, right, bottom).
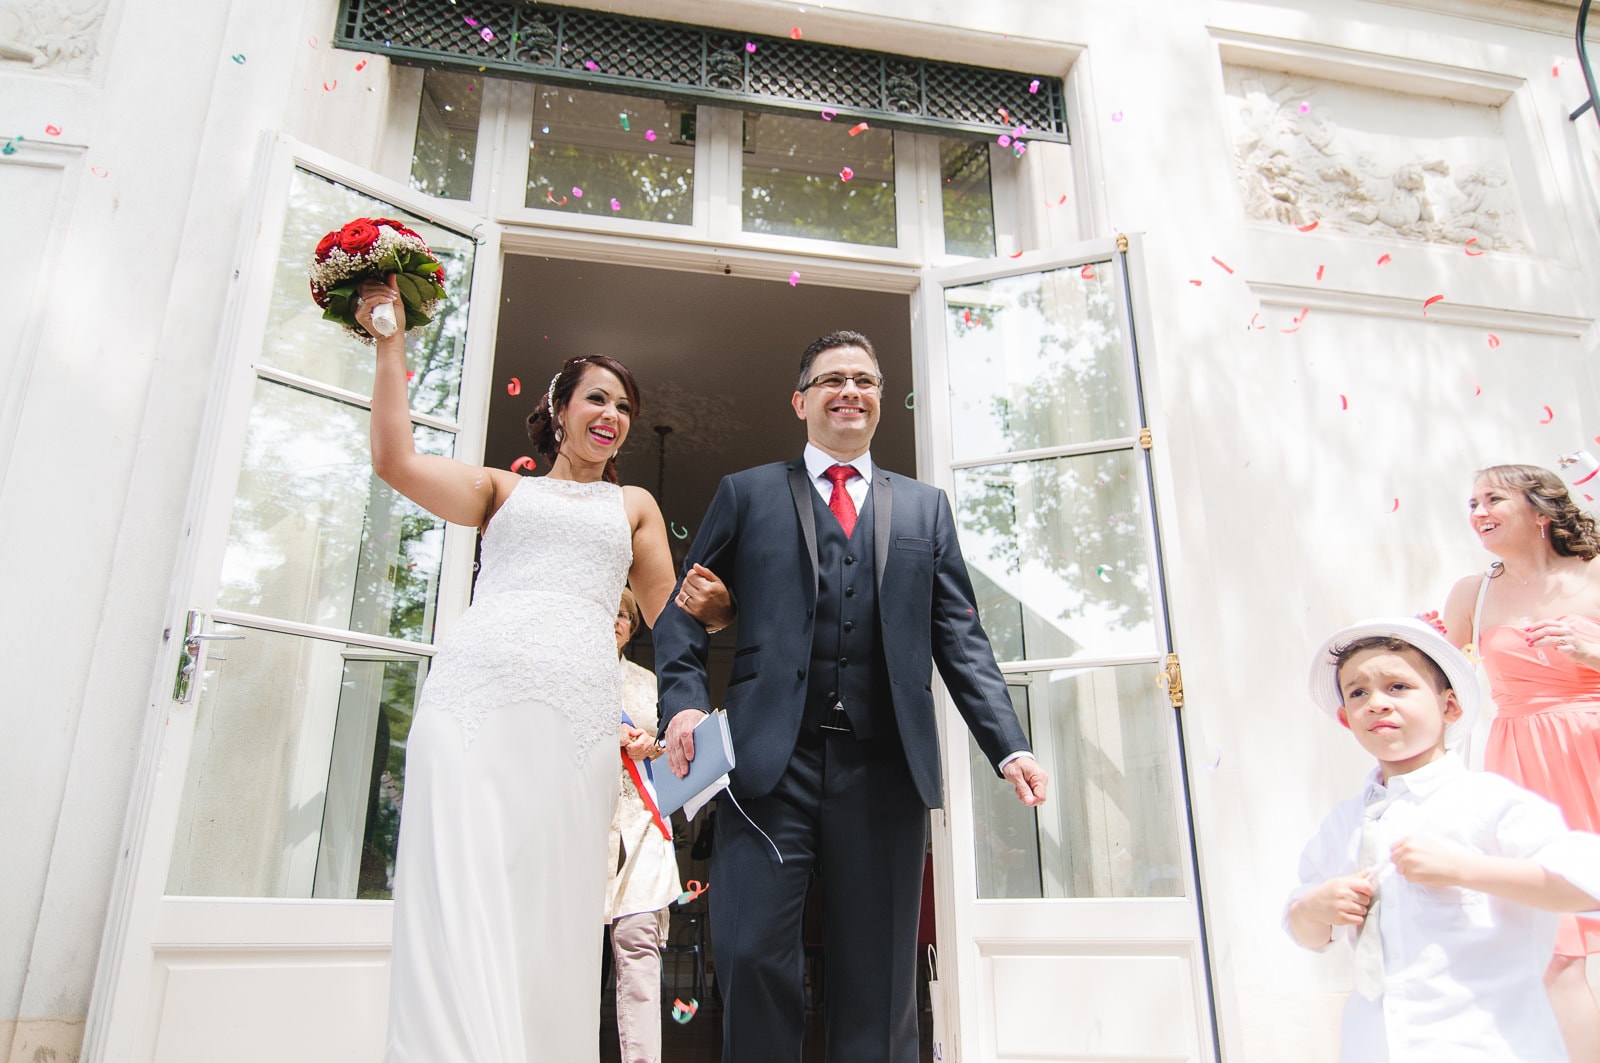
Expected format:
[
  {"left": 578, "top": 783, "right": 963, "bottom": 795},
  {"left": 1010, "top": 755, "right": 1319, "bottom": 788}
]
[{"left": 655, "top": 330, "right": 1048, "bottom": 1063}]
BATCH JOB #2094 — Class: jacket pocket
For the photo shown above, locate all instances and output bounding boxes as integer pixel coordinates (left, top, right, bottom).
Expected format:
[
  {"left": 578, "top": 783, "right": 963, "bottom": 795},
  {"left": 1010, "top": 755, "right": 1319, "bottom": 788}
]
[
  {"left": 728, "top": 648, "right": 760, "bottom": 687},
  {"left": 893, "top": 536, "right": 933, "bottom": 553}
]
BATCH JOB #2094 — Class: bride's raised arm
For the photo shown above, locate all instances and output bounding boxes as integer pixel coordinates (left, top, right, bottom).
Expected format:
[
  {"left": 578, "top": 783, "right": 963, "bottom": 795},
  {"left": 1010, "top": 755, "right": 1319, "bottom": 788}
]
[{"left": 358, "top": 276, "right": 515, "bottom": 530}]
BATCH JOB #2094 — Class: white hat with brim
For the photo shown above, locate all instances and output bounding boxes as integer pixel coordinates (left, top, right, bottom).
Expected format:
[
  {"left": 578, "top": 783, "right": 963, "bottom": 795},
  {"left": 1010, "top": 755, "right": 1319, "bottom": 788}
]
[{"left": 1307, "top": 616, "right": 1480, "bottom": 749}]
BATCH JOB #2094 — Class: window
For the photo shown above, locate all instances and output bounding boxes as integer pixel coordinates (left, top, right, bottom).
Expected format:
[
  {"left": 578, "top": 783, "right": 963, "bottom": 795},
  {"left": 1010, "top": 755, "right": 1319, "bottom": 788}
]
[
  {"left": 742, "top": 110, "right": 897, "bottom": 247},
  {"left": 410, "top": 69, "right": 482, "bottom": 200}
]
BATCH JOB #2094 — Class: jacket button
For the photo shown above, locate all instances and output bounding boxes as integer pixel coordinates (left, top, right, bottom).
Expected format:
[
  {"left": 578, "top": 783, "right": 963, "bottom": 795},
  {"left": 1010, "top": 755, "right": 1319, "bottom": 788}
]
[
  {"left": 844, "top": 555, "right": 855, "bottom": 565},
  {"left": 845, "top": 587, "right": 855, "bottom": 597},
  {"left": 797, "top": 669, "right": 806, "bottom": 680},
  {"left": 806, "top": 608, "right": 814, "bottom": 619},
  {"left": 839, "top": 658, "right": 849, "bottom": 668},
  {"left": 843, "top": 621, "right": 854, "bottom": 632}
]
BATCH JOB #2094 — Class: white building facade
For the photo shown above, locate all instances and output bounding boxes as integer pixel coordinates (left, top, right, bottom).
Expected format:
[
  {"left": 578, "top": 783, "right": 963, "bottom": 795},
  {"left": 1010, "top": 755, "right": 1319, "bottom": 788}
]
[{"left": 3, "top": 0, "right": 1598, "bottom": 1061}]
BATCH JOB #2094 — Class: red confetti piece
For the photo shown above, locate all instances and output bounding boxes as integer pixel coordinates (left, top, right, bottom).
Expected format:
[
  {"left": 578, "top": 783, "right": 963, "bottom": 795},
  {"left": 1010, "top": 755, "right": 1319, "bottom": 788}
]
[
  {"left": 1472, "top": 380, "right": 1482, "bottom": 397},
  {"left": 89, "top": 165, "right": 108, "bottom": 177},
  {"left": 507, "top": 377, "right": 522, "bottom": 396},
  {"left": 44, "top": 124, "right": 61, "bottom": 136},
  {"left": 1315, "top": 264, "right": 1325, "bottom": 281},
  {"left": 1422, "top": 294, "right": 1444, "bottom": 314},
  {"left": 355, "top": 59, "right": 367, "bottom": 71},
  {"left": 1376, "top": 253, "right": 1392, "bottom": 266},
  {"left": 322, "top": 80, "right": 337, "bottom": 91},
  {"left": 962, "top": 309, "right": 972, "bottom": 325},
  {"left": 1008, "top": 250, "right": 1025, "bottom": 259},
  {"left": 545, "top": 189, "right": 568, "bottom": 206},
  {"left": 671, "top": 998, "right": 700, "bottom": 1024},
  {"left": 1047, "top": 194, "right": 1067, "bottom": 208},
  {"left": 510, "top": 456, "right": 536, "bottom": 473},
  {"left": 1340, "top": 394, "right": 1348, "bottom": 410},
  {"left": 1281, "top": 308, "right": 1310, "bottom": 333},
  {"left": 1029, "top": 79, "right": 1041, "bottom": 94},
  {"left": 745, "top": 41, "right": 757, "bottom": 53},
  {"left": 405, "top": 370, "right": 415, "bottom": 382},
  {"left": 790, "top": 27, "right": 803, "bottom": 39},
  {"left": 848, "top": 122, "right": 869, "bottom": 136},
  {"left": 1487, "top": 333, "right": 1501, "bottom": 348},
  {"left": 1297, "top": 220, "right": 1319, "bottom": 232},
  {"left": 839, "top": 166, "right": 854, "bottom": 181},
  {"left": 1391, "top": 498, "right": 1401, "bottom": 513},
  {"left": 1464, "top": 238, "right": 1483, "bottom": 257},
  {"left": 1539, "top": 405, "right": 1555, "bottom": 424},
  {"left": 996, "top": 108, "right": 1012, "bottom": 124},
  {"left": 1188, "top": 279, "right": 1203, "bottom": 286},
  {"left": 1080, "top": 264, "right": 1096, "bottom": 280},
  {"left": 788, "top": 270, "right": 800, "bottom": 287},
  {"left": 1554, "top": 59, "right": 1564, "bottom": 76},
  {"left": 645, "top": 130, "right": 657, "bottom": 142},
  {"left": 820, "top": 109, "right": 837, "bottom": 121},
  {"left": 1211, "top": 256, "right": 1234, "bottom": 273},
  {"left": 1249, "top": 313, "right": 1266, "bottom": 330}
]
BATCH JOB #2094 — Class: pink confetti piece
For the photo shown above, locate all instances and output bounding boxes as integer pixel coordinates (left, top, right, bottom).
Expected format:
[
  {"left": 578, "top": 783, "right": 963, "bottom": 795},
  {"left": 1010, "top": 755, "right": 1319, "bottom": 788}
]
[
  {"left": 480, "top": 27, "right": 494, "bottom": 42},
  {"left": 839, "top": 166, "right": 854, "bottom": 181},
  {"left": 1391, "top": 498, "right": 1401, "bottom": 513},
  {"left": 1487, "top": 333, "right": 1501, "bottom": 349},
  {"left": 507, "top": 377, "right": 521, "bottom": 396},
  {"left": 1540, "top": 405, "right": 1555, "bottom": 424},
  {"left": 1111, "top": 110, "right": 1124, "bottom": 122},
  {"left": 745, "top": 41, "right": 757, "bottom": 53},
  {"left": 1376, "top": 253, "right": 1392, "bottom": 266},
  {"left": 1340, "top": 394, "right": 1348, "bottom": 410},
  {"left": 997, "top": 134, "right": 1012, "bottom": 147},
  {"left": 1211, "top": 256, "right": 1233, "bottom": 274},
  {"left": 355, "top": 59, "right": 367, "bottom": 71},
  {"left": 1249, "top": 313, "right": 1266, "bottom": 330},
  {"left": 1298, "top": 102, "right": 1310, "bottom": 114},
  {"left": 1047, "top": 193, "right": 1067, "bottom": 208},
  {"left": 1012, "top": 142, "right": 1028, "bottom": 157},
  {"left": 584, "top": 60, "right": 599, "bottom": 71},
  {"left": 90, "top": 166, "right": 108, "bottom": 178},
  {"left": 820, "top": 109, "right": 837, "bottom": 121},
  {"left": 510, "top": 456, "right": 536, "bottom": 473},
  {"left": 1464, "top": 237, "right": 1483, "bottom": 257},
  {"left": 790, "top": 27, "right": 803, "bottom": 39},
  {"left": 644, "top": 129, "right": 657, "bottom": 141},
  {"left": 307, "top": 36, "right": 318, "bottom": 48},
  {"left": 1012, "top": 124, "right": 1028, "bottom": 137},
  {"left": 322, "top": 80, "right": 338, "bottom": 91},
  {"left": 788, "top": 270, "right": 800, "bottom": 287},
  {"left": 1029, "top": 79, "right": 1041, "bottom": 94},
  {"left": 610, "top": 198, "right": 621, "bottom": 211},
  {"left": 848, "top": 122, "right": 869, "bottom": 136},
  {"left": 44, "top": 124, "right": 61, "bottom": 136},
  {"left": 1188, "top": 279, "right": 1203, "bottom": 286},
  {"left": 1315, "top": 264, "right": 1325, "bottom": 280},
  {"left": 571, "top": 186, "right": 584, "bottom": 198},
  {"left": 1422, "top": 294, "right": 1444, "bottom": 314},
  {"left": 1297, "top": 220, "right": 1319, "bottom": 232},
  {"left": 1472, "top": 379, "right": 1482, "bottom": 397},
  {"left": 464, "top": 16, "right": 478, "bottom": 26},
  {"left": 1281, "top": 308, "right": 1310, "bottom": 333},
  {"left": 1080, "top": 264, "right": 1096, "bottom": 280}
]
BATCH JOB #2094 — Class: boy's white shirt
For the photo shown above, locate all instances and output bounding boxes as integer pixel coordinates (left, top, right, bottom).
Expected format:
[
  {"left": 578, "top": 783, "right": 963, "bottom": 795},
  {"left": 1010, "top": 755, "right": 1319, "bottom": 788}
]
[{"left": 1286, "top": 753, "right": 1600, "bottom": 1063}]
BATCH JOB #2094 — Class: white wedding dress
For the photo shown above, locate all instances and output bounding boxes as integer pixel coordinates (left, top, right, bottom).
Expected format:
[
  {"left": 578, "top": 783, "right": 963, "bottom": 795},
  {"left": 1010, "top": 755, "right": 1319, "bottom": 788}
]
[{"left": 386, "top": 476, "right": 632, "bottom": 1062}]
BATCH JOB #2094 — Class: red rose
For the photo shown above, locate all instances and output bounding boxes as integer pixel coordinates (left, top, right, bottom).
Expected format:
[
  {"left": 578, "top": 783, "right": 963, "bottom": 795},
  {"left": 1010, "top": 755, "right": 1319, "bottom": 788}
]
[
  {"left": 315, "top": 231, "right": 340, "bottom": 261},
  {"left": 339, "top": 219, "right": 380, "bottom": 255}
]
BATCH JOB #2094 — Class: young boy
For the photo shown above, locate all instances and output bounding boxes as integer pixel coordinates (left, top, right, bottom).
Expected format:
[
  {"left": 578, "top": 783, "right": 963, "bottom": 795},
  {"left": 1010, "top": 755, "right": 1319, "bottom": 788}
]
[{"left": 1287, "top": 617, "right": 1600, "bottom": 1062}]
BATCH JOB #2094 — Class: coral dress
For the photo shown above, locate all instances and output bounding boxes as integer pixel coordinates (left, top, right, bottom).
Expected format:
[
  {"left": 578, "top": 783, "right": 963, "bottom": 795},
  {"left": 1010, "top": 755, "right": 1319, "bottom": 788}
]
[{"left": 1480, "top": 615, "right": 1600, "bottom": 956}]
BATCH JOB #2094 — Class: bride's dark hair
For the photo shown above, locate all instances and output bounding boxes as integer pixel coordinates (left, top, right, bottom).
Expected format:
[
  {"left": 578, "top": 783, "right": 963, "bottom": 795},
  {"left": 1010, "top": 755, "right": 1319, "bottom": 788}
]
[{"left": 526, "top": 355, "right": 642, "bottom": 485}]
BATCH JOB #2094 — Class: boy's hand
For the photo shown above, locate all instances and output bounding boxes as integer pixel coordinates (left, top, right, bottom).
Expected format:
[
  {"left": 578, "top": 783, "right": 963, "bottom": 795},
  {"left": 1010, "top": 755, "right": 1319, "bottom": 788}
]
[
  {"left": 1391, "top": 835, "right": 1469, "bottom": 887},
  {"left": 1298, "top": 870, "right": 1377, "bottom": 928}
]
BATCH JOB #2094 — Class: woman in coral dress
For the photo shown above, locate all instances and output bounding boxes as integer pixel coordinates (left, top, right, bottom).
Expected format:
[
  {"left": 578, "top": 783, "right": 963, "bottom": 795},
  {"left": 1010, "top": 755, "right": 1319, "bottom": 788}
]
[{"left": 1443, "top": 463, "right": 1600, "bottom": 1062}]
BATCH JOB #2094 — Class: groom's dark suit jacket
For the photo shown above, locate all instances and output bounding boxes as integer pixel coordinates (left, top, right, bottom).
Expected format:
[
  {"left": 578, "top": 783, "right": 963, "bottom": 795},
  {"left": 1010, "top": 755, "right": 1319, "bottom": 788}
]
[{"left": 656, "top": 457, "right": 1028, "bottom": 807}]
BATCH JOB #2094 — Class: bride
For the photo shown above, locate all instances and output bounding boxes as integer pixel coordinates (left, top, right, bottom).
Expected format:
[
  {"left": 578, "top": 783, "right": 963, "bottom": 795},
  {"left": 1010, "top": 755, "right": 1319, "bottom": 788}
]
[{"left": 354, "top": 278, "right": 729, "bottom": 1061}]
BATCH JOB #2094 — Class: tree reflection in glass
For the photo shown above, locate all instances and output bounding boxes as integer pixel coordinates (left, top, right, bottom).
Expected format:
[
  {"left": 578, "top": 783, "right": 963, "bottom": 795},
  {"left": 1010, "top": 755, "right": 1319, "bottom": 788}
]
[{"left": 742, "top": 111, "right": 896, "bottom": 247}]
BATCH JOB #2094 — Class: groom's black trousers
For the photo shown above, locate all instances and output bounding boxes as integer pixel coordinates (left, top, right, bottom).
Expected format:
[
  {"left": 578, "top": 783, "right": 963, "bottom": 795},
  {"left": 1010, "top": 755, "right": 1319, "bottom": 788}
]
[{"left": 711, "top": 726, "right": 927, "bottom": 1063}]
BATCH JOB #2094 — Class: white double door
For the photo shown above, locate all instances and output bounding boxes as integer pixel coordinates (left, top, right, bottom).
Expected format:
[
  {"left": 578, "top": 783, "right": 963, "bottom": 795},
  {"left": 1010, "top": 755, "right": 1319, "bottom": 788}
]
[{"left": 91, "top": 137, "right": 1215, "bottom": 1062}]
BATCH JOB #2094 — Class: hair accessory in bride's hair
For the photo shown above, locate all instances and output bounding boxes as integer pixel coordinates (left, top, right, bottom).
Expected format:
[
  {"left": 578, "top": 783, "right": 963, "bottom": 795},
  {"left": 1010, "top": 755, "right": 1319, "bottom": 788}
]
[{"left": 546, "top": 371, "right": 564, "bottom": 443}]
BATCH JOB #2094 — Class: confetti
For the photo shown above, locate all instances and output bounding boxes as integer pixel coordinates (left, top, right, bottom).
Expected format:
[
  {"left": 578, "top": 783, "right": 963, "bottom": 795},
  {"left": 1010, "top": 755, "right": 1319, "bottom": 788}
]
[
  {"left": 1472, "top": 379, "right": 1482, "bottom": 397},
  {"left": 1211, "top": 256, "right": 1234, "bottom": 274},
  {"left": 1298, "top": 102, "right": 1310, "bottom": 114},
  {"left": 405, "top": 370, "right": 415, "bottom": 382},
  {"left": 1315, "top": 264, "right": 1325, "bottom": 281},
  {"left": 507, "top": 377, "right": 522, "bottom": 396},
  {"left": 355, "top": 59, "right": 367, "bottom": 71},
  {"left": 1207, "top": 749, "right": 1223, "bottom": 770},
  {"left": 618, "top": 114, "right": 630, "bottom": 131},
  {"left": 820, "top": 109, "right": 837, "bottom": 121},
  {"left": 788, "top": 270, "right": 800, "bottom": 286},
  {"left": 1281, "top": 308, "right": 1310, "bottom": 333},
  {"left": 464, "top": 16, "right": 478, "bottom": 26},
  {"left": 584, "top": 60, "right": 599, "bottom": 71},
  {"left": 1422, "top": 294, "right": 1444, "bottom": 314},
  {"left": 1554, "top": 58, "right": 1565, "bottom": 76},
  {"left": 1487, "top": 333, "right": 1501, "bottom": 349},
  {"left": 510, "top": 456, "right": 536, "bottom": 473},
  {"left": 997, "top": 134, "right": 1012, "bottom": 147},
  {"left": 671, "top": 999, "right": 700, "bottom": 1024},
  {"left": 610, "top": 198, "right": 621, "bottom": 211},
  {"left": 1008, "top": 250, "right": 1025, "bottom": 259},
  {"left": 904, "top": 391, "right": 915, "bottom": 409},
  {"left": 571, "top": 186, "right": 584, "bottom": 198},
  {"left": 1376, "top": 253, "right": 1392, "bottom": 266},
  {"left": 1248, "top": 313, "right": 1266, "bottom": 330},
  {"left": 1540, "top": 405, "right": 1555, "bottom": 424},
  {"left": 1391, "top": 498, "right": 1401, "bottom": 513},
  {"left": 678, "top": 879, "right": 709, "bottom": 903},
  {"left": 1188, "top": 279, "right": 1203, "bottom": 287},
  {"left": 745, "top": 41, "right": 757, "bottom": 53},
  {"left": 790, "top": 27, "right": 803, "bottom": 39},
  {"left": 480, "top": 27, "right": 494, "bottom": 42},
  {"left": 1012, "top": 142, "right": 1028, "bottom": 157},
  {"left": 1464, "top": 237, "right": 1483, "bottom": 257},
  {"left": 1047, "top": 194, "right": 1067, "bottom": 208},
  {"left": 90, "top": 166, "right": 108, "bottom": 177},
  {"left": 231, "top": 54, "right": 247, "bottom": 64},
  {"left": 322, "top": 80, "right": 337, "bottom": 91},
  {"left": 44, "top": 124, "right": 61, "bottom": 136},
  {"left": 645, "top": 129, "right": 657, "bottom": 141},
  {"left": 1096, "top": 564, "right": 1113, "bottom": 583},
  {"left": 545, "top": 189, "right": 569, "bottom": 206},
  {"left": 308, "top": 36, "right": 318, "bottom": 48},
  {"left": 1340, "top": 394, "right": 1348, "bottom": 410},
  {"left": 996, "top": 108, "right": 1012, "bottom": 124},
  {"left": 0, "top": 136, "right": 18, "bottom": 155},
  {"left": 1029, "top": 79, "right": 1040, "bottom": 94},
  {"left": 839, "top": 166, "right": 854, "bottom": 181},
  {"left": 670, "top": 521, "right": 689, "bottom": 540},
  {"left": 1297, "top": 220, "right": 1319, "bottom": 232},
  {"left": 1111, "top": 111, "right": 1124, "bottom": 122},
  {"left": 1080, "top": 264, "right": 1096, "bottom": 280},
  {"left": 848, "top": 122, "right": 869, "bottom": 136}
]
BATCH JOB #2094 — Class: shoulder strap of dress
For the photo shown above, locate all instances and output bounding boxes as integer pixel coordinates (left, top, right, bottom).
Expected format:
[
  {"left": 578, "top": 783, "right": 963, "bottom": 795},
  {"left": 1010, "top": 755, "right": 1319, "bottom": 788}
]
[{"left": 1472, "top": 570, "right": 1493, "bottom": 646}]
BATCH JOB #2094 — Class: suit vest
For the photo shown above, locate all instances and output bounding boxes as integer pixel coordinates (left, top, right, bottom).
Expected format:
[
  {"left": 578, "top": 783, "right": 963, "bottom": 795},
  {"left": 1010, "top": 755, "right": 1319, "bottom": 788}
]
[{"left": 804, "top": 485, "right": 893, "bottom": 737}]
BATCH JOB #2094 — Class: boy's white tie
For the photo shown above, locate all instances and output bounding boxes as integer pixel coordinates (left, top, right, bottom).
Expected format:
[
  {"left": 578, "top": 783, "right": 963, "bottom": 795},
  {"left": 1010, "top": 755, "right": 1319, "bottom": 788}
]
[{"left": 1353, "top": 786, "right": 1394, "bottom": 1000}]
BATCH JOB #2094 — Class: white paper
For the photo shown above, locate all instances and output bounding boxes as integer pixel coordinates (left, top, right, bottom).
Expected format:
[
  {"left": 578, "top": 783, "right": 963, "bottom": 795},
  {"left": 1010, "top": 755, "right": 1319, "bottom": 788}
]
[{"left": 682, "top": 773, "right": 730, "bottom": 821}]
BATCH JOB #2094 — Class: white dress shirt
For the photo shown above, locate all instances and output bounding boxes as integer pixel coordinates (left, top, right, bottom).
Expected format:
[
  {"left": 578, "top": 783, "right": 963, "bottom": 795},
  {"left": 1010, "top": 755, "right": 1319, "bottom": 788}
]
[
  {"left": 800, "top": 444, "right": 1029, "bottom": 772},
  {"left": 1287, "top": 754, "right": 1600, "bottom": 1063}
]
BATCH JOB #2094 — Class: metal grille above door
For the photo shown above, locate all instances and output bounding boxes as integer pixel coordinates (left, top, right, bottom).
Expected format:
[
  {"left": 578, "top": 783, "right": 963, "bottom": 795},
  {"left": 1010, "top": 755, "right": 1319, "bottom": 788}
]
[{"left": 335, "top": 0, "right": 1069, "bottom": 142}]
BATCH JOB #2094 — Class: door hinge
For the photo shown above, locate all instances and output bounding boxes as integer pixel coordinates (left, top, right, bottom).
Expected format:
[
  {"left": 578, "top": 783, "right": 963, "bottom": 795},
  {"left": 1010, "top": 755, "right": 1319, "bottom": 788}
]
[
  {"left": 1139, "top": 427, "right": 1153, "bottom": 450},
  {"left": 1116, "top": 233, "right": 1129, "bottom": 254},
  {"left": 1157, "top": 652, "right": 1184, "bottom": 710}
]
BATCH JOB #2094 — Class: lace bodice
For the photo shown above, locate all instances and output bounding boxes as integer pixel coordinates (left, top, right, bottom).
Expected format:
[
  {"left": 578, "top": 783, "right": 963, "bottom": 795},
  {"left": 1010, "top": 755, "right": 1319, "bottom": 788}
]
[{"left": 419, "top": 476, "right": 633, "bottom": 758}]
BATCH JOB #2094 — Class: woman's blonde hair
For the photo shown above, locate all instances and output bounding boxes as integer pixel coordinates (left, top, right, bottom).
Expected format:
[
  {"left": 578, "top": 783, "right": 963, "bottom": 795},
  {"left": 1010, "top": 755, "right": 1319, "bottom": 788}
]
[
  {"left": 1477, "top": 464, "right": 1600, "bottom": 561},
  {"left": 617, "top": 586, "right": 642, "bottom": 641}
]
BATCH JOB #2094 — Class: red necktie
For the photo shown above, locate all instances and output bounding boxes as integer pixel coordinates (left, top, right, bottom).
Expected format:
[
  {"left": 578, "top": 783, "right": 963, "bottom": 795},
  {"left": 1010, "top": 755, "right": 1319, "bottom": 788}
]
[{"left": 825, "top": 464, "right": 858, "bottom": 537}]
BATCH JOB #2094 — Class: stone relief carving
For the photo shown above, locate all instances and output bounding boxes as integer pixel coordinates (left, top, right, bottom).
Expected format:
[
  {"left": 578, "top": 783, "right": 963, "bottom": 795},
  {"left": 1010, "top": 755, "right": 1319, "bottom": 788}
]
[
  {"left": 0, "top": 0, "right": 105, "bottom": 75},
  {"left": 1226, "top": 66, "right": 1530, "bottom": 252}
]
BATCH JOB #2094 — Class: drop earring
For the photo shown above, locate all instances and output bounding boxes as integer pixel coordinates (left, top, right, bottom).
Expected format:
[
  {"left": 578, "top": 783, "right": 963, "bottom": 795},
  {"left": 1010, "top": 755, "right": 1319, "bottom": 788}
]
[{"left": 1541, "top": 522, "right": 1548, "bottom": 540}]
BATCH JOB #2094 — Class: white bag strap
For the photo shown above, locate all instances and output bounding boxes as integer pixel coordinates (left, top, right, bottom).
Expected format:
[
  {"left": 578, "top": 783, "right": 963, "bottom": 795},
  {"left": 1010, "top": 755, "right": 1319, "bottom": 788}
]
[{"left": 1470, "top": 570, "right": 1493, "bottom": 654}]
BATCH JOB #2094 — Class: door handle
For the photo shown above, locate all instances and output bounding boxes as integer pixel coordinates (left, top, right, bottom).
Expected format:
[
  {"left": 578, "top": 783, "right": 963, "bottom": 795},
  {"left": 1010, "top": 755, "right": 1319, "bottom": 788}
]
[{"left": 173, "top": 609, "right": 244, "bottom": 703}]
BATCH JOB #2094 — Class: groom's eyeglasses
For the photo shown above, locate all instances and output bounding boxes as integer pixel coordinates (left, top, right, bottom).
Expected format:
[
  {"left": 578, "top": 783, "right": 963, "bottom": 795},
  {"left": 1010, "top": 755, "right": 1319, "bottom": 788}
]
[{"left": 801, "top": 372, "right": 884, "bottom": 394}]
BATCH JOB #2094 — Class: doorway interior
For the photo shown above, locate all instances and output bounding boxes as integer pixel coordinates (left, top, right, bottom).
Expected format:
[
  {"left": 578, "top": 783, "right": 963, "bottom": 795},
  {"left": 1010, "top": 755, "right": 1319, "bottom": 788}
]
[{"left": 487, "top": 253, "right": 930, "bottom": 1061}]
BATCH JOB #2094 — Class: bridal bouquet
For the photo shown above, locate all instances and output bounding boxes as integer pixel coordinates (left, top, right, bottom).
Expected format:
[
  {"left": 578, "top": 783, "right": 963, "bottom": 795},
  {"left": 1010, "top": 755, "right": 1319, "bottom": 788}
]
[{"left": 308, "top": 217, "right": 447, "bottom": 339}]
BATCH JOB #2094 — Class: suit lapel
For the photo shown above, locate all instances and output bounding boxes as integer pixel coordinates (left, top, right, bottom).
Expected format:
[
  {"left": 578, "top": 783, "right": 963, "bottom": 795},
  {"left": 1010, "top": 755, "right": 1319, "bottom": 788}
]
[
  {"left": 787, "top": 461, "right": 820, "bottom": 597},
  {"left": 872, "top": 470, "right": 891, "bottom": 597}
]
